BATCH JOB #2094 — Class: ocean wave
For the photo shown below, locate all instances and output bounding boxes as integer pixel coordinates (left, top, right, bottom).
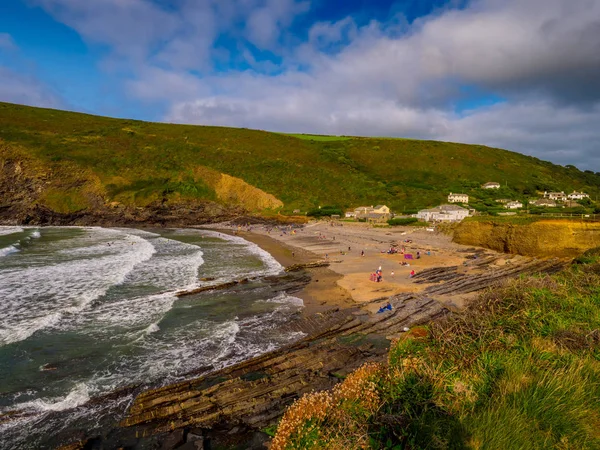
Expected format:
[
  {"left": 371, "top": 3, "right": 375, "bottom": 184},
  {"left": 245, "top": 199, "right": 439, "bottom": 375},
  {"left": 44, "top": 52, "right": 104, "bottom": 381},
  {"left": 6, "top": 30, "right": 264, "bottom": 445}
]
[
  {"left": 0, "top": 311, "right": 63, "bottom": 346},
  {"left": 0, "top": 228, "right": 156, "bottom": 346},
  {"left": 30, "top": 230, "right": 41, "bottom": 239},
  {"left": 12, "top": 383, "right": 90, "bottom": 413},
  {"left": 0, "top": 244, "right": 20, "bottom": 258},
  {"left": 196, "top": 230, "right": 283, "bottom": 276},
  {"left": 0, "top": 226, "right": 23, "bottom": 236}
]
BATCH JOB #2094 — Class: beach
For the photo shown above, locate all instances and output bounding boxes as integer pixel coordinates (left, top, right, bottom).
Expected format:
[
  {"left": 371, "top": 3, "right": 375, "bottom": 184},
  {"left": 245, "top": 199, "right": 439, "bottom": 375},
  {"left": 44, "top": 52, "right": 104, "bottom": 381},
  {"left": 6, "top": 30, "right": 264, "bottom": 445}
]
[{"left": 214, "top": 220, "right": 478, "bottom": 314}]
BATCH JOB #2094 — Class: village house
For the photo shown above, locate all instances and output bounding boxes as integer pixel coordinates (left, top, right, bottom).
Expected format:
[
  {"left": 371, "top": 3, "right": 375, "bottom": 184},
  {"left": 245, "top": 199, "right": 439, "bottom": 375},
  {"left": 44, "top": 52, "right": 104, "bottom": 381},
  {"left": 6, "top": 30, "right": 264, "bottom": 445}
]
[
  {"left": 448, "top": 192, "right": 469, "bottom": 203},
  {"left": 349, "top": 205, "right": 391, "bottom": 222},
  {"left": 567, "top": 191, "right": 589, "bottom": 200},
  {"left": 417, "top": 204, "right": 470, "bottom": 223},
  {"left": 482, "top": 182, "right": 501, "bottom": 189},
  {"left": 544, "top": 191, "right": 567, "bottom": 201},
  {"left": 495, "top": 198, "right": 512, "bottom": 204},
  {"left": 531, "top": 198, "right": 557, "bottom": 207},
  {"left": 505, "top": 201, "right": 523, "bottom": 209}
]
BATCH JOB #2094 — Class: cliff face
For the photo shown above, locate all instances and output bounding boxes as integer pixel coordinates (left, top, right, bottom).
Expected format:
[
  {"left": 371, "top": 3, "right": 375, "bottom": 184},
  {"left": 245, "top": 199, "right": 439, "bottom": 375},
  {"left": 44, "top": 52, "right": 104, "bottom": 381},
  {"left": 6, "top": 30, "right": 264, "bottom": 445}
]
[
  {"left": 453, "top": 220, "right": 600, "bottom": 258},
  {"left": 0, "top": 143, "right": 276, "bottom": 226}
]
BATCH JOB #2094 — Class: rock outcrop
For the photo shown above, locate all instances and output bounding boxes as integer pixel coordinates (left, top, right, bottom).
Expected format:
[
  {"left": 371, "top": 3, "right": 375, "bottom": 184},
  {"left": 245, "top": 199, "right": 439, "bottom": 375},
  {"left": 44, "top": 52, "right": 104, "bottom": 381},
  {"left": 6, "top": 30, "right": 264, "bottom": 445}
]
[{"left": 453, "top": 220, "right": 600, "bottom": 258}]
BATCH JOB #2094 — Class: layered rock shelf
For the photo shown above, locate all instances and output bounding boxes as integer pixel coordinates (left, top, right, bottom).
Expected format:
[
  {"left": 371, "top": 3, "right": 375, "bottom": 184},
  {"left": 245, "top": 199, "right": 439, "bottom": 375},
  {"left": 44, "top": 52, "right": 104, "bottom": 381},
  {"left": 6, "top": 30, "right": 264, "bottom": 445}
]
[{"left": 107, "top": 253, "right": 568, "bottom": 449}]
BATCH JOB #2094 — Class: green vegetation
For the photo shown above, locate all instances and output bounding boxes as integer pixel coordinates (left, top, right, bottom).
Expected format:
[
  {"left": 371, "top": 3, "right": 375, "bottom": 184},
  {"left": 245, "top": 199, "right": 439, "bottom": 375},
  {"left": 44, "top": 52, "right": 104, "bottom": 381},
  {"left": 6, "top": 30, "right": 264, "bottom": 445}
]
[
  {"left": 306, "top": 206, "right": 344, "bottom": 218},
  {"left": 274, "top": 265, "right": 600, "bottom": 448},
  {"left": 283, "top": 133, "right": 352, "bottom": 142},
  {"left": 1, "top": 102, "right": 600, "bottom": 214},
  {"left": 387, "top": 217, "right": 419, "bottom": 226}
]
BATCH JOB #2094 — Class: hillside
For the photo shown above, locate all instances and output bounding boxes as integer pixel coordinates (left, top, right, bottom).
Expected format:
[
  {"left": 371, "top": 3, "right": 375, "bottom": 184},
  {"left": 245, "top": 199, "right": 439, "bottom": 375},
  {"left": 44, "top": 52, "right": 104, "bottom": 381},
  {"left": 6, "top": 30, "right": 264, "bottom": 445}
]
[{"left": 1, "top": 102, "right": 599, "bottom": 224}]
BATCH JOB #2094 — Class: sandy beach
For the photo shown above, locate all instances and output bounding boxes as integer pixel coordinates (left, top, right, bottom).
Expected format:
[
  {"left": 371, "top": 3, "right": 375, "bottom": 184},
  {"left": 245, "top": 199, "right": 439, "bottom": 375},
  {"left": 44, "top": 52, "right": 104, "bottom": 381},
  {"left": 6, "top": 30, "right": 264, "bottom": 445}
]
[{"left": 214, "top": 221, "right": 482, "bottom": 314}]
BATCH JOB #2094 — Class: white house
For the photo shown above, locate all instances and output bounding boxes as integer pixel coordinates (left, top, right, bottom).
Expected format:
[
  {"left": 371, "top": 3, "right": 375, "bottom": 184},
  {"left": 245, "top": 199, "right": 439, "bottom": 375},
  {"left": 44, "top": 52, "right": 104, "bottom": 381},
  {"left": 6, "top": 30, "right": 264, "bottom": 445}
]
[
  {"left": 417, "top": 205, "right": 470, "bottom": 222},
  {"left": 505, "top": 201, "right": 523, "bottom": 209},
  {"left": 482, "top": 182, "right": 501, "bottom": 189},
  {"left": 544, "top": 191, "right": 566, "bottom": 201},
  {"left": 567, "top": 191, "right": 589, "bottom": 200},
  {"left": 448, "top": 193, "right": 469, "bottom": 203}
]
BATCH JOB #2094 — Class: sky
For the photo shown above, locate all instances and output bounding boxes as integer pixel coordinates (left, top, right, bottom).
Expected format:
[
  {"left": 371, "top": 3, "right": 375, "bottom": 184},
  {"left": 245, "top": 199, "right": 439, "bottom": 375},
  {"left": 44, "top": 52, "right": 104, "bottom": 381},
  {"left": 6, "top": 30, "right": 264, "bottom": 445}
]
[{"left": 1, "top": 0, "right": 600, "bottom": 171}]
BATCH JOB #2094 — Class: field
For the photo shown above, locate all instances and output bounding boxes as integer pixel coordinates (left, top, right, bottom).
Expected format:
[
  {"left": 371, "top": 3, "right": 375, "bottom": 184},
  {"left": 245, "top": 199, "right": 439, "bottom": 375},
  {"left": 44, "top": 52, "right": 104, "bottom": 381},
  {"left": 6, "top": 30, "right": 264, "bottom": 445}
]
[{"left": 1, "top": 102, "right": 600, "bottom": 215}]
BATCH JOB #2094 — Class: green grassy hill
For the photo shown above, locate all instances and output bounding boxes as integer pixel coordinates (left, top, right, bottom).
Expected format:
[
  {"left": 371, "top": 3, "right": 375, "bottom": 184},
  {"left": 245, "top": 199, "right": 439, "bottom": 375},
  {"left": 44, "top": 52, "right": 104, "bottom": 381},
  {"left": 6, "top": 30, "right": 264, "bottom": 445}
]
[{"left": 1, "top": 102, "right": 599, "bottom": 219}]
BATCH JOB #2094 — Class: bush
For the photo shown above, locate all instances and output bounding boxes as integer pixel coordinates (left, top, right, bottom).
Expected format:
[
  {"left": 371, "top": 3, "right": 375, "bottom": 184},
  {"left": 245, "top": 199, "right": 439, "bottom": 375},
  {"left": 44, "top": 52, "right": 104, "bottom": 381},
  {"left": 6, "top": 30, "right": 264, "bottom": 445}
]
[
  {"left": 387, "top": 218, "right": 418, "bottom": 226},
  {"left": 306, "top": 206, "right": 343, "bottom": 218}
]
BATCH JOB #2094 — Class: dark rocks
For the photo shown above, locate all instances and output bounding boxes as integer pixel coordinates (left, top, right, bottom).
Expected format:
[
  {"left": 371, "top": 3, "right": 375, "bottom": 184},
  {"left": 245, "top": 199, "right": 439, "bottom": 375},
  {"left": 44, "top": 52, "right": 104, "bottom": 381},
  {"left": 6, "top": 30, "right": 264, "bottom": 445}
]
[
  {"left": 161, "top": 429, "right": 185, "bottom": 450},
  {"left": 284, "top": 261, "right": 331, "bottom": 272}
]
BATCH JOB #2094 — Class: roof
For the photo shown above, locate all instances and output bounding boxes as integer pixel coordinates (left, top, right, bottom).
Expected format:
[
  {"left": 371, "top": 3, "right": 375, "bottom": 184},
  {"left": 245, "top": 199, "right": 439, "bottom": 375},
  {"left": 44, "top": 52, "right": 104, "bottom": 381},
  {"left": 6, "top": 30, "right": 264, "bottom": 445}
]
[
  {"left": 374, "top": 205, "right": 387, "bottom": 209},
  {"left": 483, "top": 182, "right": 500, "bottom": 186}
]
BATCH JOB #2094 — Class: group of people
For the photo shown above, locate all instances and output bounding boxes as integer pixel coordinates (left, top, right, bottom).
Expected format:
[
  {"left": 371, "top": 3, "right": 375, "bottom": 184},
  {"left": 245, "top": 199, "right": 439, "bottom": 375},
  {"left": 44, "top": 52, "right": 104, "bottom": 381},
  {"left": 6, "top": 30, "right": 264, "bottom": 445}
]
[{"left": 370, "top": 266, "right": 384, "bottom": 282}]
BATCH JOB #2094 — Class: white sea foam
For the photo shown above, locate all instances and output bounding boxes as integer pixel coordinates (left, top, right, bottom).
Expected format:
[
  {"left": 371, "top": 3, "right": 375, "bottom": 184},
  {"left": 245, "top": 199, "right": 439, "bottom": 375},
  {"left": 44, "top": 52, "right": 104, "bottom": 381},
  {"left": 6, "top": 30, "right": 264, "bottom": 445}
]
[
  {"left": 0, "top": 228, "right": 156, "bottom": 346},
  {"left": 13, "top": 383, "right": 90, "bottom": 413},
  {"left": 193, "top": 229, "right": 283, "bottom": 277},
  {"left": 0, "top": 226, "right": 23, "bottom": 236},
  {"left": 145, "top": 323, "right": 160, "bottom": 334},
  {"left": 262, "top": 292, "right": 304, "bottom": 307},
  {"left": 30, "top": 230, "right": 41, "bottom": 239},
  {"left": 0, "top": 244, "right": 20, "bottom": 257}
]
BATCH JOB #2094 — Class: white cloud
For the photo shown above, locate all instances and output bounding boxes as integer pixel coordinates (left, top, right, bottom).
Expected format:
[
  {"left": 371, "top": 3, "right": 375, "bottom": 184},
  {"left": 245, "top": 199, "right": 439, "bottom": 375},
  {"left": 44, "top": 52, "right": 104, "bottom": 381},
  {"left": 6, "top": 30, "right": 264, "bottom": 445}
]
[{"left": 27, "top": 0, "right": 600, "bottom": 170}]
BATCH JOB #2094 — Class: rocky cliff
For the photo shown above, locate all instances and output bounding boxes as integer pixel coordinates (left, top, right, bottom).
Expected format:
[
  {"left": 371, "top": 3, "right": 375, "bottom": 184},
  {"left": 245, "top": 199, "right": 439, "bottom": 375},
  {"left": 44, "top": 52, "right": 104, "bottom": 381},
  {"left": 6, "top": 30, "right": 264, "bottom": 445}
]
[
  {"left": 453, "top": 219, "right": 600, "bottom": 258},
  {"left": 0, "top": 141, "right": 280, "bottom": 226}
]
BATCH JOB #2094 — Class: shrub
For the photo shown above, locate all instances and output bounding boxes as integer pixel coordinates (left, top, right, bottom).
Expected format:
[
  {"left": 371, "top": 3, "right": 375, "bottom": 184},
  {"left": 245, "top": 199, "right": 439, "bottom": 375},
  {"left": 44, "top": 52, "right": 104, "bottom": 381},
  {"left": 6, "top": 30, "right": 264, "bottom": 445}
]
[
  {"left": 306, "top": 206, "right": 343, "bottom": 218},
  {"left": 387, "top": 217, "right": 418, "bottom": 226}
]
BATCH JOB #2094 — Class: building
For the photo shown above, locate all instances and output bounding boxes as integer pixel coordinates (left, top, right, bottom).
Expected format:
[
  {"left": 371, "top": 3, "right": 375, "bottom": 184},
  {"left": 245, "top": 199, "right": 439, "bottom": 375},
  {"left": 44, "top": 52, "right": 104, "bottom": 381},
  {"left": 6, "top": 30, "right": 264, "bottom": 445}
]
[
  {"left": 505, "top": 201, "right": 523, "bottom": 209},
  {"left": 495, "top": 198, "right": 512, "bottom": 204},
  {"left": 531, "top": 198, "right": 557, "bottom": 207},
  {"left": 372, "top": 205, "right": 390, "bottom": 215},
  {"left": 567, "top": 191, "right": 589, "bottom": 200},
  {"left": 448, "top": 193, "right": 469, "bottom": 203},
  {"left": 482, "top": 182, "right": 501, "bottom": 189},
  {"left": 351, "top": 205, "right": 391, "bottom": 221},
  {"left": 417, "top": 204, "right": 470, "bottom": 222},
  {"left": 544, "top": 191, "right": 566, "bottom": 201}
]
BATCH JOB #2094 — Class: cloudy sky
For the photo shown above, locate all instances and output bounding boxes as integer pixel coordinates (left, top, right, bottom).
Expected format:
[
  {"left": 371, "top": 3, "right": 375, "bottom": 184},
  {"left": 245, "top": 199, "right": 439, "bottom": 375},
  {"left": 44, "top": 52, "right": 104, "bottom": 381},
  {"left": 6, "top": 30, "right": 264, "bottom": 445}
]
[{"left": 1, "top": 0, "right": 600, "bottom": 170}]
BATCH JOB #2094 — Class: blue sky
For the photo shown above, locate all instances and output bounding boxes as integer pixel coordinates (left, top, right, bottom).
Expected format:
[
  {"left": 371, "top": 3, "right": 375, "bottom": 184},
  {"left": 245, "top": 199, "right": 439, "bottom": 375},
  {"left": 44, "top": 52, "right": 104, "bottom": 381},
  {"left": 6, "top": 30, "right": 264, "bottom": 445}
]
[{"left": 1, "top": 0, "right": 600, "bottom": 170}]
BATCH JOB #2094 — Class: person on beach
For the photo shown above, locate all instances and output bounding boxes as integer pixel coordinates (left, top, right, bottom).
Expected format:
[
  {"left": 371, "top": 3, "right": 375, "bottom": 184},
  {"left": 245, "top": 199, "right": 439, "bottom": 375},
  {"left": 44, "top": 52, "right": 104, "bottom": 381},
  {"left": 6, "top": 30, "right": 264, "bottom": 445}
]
[
  {"left": 409, "top": 269, "right": 416, "bottom": 278},
  {"left": 361, "top": 250, "right": 365, "bottom": 257},
  {"left": 377, "top": 302, "right": 392, "bottom": 313}
]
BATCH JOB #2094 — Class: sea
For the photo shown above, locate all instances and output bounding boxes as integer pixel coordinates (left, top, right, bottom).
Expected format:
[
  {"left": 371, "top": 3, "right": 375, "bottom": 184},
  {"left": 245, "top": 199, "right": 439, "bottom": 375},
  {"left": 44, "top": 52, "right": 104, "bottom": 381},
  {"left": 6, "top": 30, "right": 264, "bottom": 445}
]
[{"left": 0, "top": 226, "right": 305, "bottom": 449}]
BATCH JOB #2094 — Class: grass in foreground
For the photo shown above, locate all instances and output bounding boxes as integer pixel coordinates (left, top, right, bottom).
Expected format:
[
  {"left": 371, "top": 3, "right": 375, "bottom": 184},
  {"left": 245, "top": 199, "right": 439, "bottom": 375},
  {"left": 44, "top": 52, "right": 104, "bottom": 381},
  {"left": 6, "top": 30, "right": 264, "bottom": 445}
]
[{"left": 272, "top": 264, "right": 600, "bottom": 449}]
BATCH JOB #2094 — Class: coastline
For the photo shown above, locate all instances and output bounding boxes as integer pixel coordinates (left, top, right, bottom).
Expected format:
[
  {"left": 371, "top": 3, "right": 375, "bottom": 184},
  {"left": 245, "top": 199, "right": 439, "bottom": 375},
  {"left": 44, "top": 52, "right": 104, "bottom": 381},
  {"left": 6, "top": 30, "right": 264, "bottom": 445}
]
[
  {"left": 216, "top": 229, "right": 356, "bottom": 316},
  {"left": 214, "top": 221, "right": 474, "bottom": 313}
]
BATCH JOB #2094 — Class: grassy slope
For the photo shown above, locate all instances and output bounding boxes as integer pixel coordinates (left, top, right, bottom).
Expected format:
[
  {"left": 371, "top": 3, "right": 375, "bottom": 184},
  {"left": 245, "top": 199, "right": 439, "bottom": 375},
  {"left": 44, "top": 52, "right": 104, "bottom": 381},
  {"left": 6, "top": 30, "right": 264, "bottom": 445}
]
[
  {"left": 1, "top": 102, "right": 600, "bottom": 214},
  {"left": 272, "top": 264, "right": 600, "bottom": 449}
]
